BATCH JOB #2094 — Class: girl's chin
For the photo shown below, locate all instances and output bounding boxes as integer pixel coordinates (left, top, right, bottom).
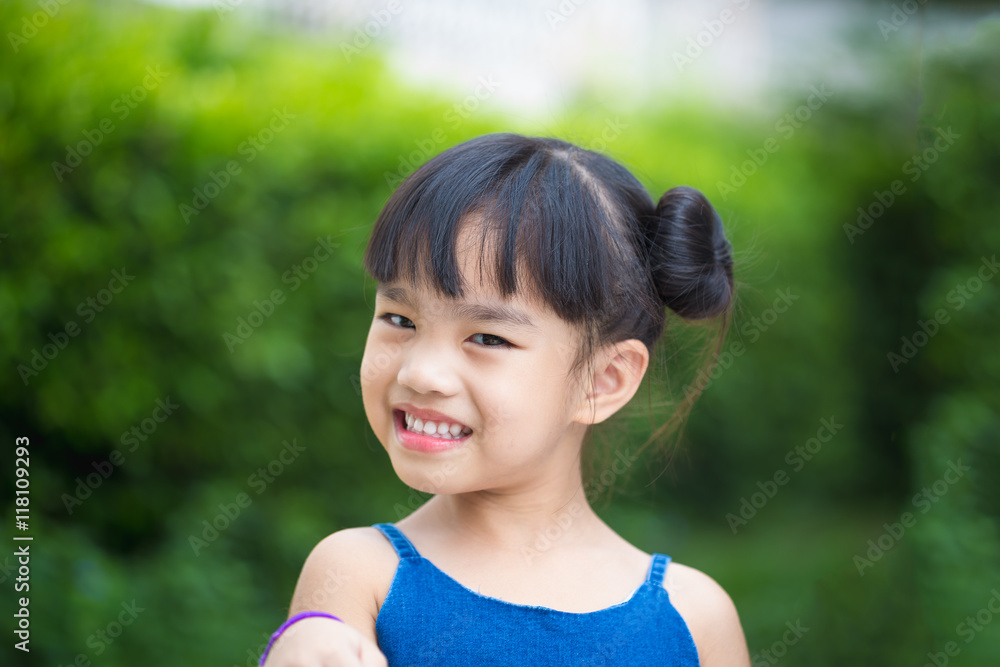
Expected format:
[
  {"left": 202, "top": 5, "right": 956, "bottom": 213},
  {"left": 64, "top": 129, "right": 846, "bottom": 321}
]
[{"left": 388, "top": 457, "right": 469, "bottom": 496}]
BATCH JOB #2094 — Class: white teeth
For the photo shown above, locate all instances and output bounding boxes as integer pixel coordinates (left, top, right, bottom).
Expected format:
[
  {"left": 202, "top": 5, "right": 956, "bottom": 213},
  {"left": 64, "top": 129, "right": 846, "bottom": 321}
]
[{"left": 402, "top": 412, "right": 472, "bottom": 440}]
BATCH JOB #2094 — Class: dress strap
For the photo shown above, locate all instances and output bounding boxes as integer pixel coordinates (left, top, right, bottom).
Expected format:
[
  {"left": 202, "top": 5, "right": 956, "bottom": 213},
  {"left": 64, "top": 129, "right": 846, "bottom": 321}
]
[
  {"left": 646, "top": 553, "right": 670, "bottom": 587},
  {"left": 372, "top": 523, "right": 421, "bottom": 560}
]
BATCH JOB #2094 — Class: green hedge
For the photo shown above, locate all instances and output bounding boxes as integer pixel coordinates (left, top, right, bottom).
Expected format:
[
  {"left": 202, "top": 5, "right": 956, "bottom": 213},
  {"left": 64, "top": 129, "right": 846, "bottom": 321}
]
[{"left": 1, "top": 1, "right": 998, "bottom": 664}]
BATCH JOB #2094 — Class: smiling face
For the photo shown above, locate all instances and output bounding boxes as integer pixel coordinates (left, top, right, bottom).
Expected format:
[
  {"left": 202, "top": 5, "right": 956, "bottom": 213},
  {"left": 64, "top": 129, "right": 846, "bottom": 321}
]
[{"left": 360, "top": 224, "right": 593, "bottom": 496}]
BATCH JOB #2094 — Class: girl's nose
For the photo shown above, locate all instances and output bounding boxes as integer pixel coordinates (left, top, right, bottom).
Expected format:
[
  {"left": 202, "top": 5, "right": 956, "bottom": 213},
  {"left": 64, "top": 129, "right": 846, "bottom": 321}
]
[{"left": 396, "top": 340, "right": 460, "bottom": 396}]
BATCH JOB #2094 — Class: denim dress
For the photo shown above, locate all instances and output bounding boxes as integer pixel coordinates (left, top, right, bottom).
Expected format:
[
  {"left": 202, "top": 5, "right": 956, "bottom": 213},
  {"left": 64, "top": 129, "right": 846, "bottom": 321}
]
[{"left": 372, "top": 523, "right": 700, "bottom": 666}]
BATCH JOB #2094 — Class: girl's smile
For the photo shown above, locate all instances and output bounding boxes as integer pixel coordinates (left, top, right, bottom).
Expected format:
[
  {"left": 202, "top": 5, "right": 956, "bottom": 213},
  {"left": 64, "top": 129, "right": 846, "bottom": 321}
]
[{"left": 392, "top": 406, "right": 472, "bottom": 454}]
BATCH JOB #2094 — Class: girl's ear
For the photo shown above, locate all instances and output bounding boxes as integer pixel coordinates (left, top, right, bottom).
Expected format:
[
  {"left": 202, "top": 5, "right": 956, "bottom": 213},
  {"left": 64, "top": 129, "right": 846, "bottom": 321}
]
[{"left": 572, "top": 339, "right": 649, "bottom": 426}]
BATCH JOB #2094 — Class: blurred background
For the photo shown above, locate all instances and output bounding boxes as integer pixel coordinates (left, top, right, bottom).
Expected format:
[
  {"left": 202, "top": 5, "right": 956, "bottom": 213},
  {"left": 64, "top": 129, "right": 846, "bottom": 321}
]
[{"left": 2, "top": 0, "right": 999, "bottom": 664}]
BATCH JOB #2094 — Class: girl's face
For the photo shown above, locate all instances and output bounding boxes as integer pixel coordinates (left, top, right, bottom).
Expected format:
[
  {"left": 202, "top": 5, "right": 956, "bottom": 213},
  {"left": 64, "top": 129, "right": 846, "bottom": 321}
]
[{"left": 360, "top": 226, "right": 593, "bottom": 496}]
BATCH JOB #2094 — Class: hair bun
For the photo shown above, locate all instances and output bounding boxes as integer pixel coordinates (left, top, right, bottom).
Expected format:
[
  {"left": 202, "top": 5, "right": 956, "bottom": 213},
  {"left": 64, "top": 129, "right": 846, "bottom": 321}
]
[{"left": 646, "top": 186, "right": 734, "bottom": 319}]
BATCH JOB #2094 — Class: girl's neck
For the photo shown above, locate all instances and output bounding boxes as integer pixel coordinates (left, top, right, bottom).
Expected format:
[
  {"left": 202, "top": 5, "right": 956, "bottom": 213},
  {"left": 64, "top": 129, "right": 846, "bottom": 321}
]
[{"left": 402, "top": 475, "right": 609, "bottom": 556}]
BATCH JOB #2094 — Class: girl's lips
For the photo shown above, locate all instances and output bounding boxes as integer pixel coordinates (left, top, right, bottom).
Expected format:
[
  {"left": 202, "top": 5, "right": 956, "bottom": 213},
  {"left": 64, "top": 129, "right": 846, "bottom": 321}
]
[
  {"left": 393, "top": 410, "right": 470, "bottom": 454},
  {"left": 393, "top": 403, "right": 469, "bottom": 428}
]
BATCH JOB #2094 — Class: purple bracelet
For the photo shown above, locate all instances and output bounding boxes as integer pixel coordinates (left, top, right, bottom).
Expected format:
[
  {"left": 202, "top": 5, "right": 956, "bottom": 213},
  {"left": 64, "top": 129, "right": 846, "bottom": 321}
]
[{"left": 259, "top": 611, "right": 344, "bottom": 666}]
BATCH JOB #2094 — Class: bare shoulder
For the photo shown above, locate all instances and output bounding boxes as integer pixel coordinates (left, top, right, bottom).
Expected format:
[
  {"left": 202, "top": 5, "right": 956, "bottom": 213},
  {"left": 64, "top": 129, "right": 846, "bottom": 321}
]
[
  {"left": 663, "top": 561, "right": 751, "bottom": 667},
  {"left": 288, "top": 527, "right": 399, "bottom": 640}
]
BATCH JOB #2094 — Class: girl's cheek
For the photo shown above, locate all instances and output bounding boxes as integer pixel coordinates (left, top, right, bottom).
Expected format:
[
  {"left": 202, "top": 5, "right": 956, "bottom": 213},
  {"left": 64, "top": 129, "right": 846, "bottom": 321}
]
[
  {"left": 479, "top": 403, "right": 514, "bottom": 439},
  {"left": 358, "top": 350, "right": 387, "bottom": 404},
  {"left": 358, "top": 353, "right": 373, "bottom": 389},
  {"left": 360, "top": 337, "right": 401, "bottom": 383}
]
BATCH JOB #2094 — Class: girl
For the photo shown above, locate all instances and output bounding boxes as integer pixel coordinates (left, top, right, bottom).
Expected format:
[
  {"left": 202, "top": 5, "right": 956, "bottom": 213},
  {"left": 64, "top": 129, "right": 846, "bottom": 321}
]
[{"left": 261, "top": 133, "right": 751, "bottom": 666}]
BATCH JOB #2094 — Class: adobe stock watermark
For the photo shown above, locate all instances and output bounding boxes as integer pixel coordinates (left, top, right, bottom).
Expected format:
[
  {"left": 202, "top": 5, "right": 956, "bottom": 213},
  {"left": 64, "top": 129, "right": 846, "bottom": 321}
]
[
  {"left": 223, "top": 236, "right": 338, "bottom": 352},
  {"left": 55, "top": 600, "right": 145, "bottom": 666},
  {"left": 383, "top": 76, "right": 501, "bottom": 188},
  {"left": 683, "top": 287, "right": 798, "bottom": 397},
  {"left": 179, "top": 107, "right": 296, "bottom": 224},
  {"left": 189, "top": 438, "right": 306, "bottom": 555},
  {"left": 853, "top": 459, "right": 970, "bottom": 576},
  {"left": 716, "top": 83, "right": 833, "bottom": 201},
  {"left": 922, "top": 589, "right": 1000, "bottom": 667},
  {"left": 726, "top": 417, "right": 843, "bottom": 534},
  {"left": 887, "top": 254, "right": 997, "bottom": 372},
  {"left": 214, "top": 0, "right": 245, "bottom": 19},
  {"left": 0, "top": 556, "right": 15, "bottom": 586},
  {"left": 17, "top": 268, "right": 135, "bottom": 386},
  {"left": 545, "top": 0, "right": 592, "bottom": 30},
  {"left": 751, "top": 619, "right": 810, "bottom": 667},
  {"left": 520, "top": 502, "right": 586, "bottom": 565},
  {"left": 413, "top": 610, "right": 475, "bottom": 665},
  {"left": 52, "top": 66, "right": 168, "bottom": 182},
  {"left": 672, "top": 0, "right": 752, "bottom": 72},
  {"left": 844, "top": 126, "right": 960, "bottom": 244},
  {"left": 391, "top": 405, "right": 515, "bottom": 516},
  {"left": 878, "top": 0, "right": 929, "bottom": 40},
  {"left": 61, "top": 397, "right": 180, "bottom": 514},
  {"left": 236, "top": 566, "right": 354, "bottom": 667},
  {"left": 352, "top": 295, "right": 495, "bottom": 399},
  {"left": 7, "top": 0, "right": 73, "bottom": 54},
  {"left": 579, "top": 593, "right": 668, "bottom": 666},
  {"left": 520, "top": 446, "right": 640, "bottom": 564},
  {"left": 340, "top": 0, "right": 402, "bottom": 61},
  {"left": 582, "top": 117, "right": 628, "bottom": 154},
  {"left": 584, "top": 447, "right": 640, "bottom": 504}
]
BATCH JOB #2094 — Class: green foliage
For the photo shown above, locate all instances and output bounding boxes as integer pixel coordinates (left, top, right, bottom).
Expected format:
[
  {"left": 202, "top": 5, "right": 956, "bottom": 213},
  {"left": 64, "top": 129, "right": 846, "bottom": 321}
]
[{"left": 1, "top": 1, "right": 998, "bottom": 665}]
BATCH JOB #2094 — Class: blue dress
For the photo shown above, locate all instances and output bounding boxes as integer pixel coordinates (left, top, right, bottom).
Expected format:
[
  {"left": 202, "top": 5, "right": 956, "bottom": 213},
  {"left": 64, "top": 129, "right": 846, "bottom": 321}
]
[{"left": 372, "top": 522, "right": 700, "bottom": 666}]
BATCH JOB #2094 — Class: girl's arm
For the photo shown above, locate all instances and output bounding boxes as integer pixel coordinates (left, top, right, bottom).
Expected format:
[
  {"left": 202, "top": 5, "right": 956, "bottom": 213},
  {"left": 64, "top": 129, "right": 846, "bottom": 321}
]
[
  {"left": 665, "top": 562, "right": 752, "bottom": 667},
  {"left": 264, "top": 528, "right": 395, "bottom": 667}
]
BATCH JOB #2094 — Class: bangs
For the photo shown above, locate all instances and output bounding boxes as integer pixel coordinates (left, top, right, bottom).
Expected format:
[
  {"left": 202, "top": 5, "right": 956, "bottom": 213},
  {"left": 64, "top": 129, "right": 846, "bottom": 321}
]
[{"left": 363, "top": 133, "right": 652, "bottom": 328}]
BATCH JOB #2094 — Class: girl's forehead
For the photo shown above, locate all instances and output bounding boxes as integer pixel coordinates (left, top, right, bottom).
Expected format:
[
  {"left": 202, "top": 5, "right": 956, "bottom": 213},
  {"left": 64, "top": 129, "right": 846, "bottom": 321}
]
[
  {"left": 388, "top": 224, "right": 547, "bottom": 309},
  {"left": 374, "top": 211, "right": 570, "bottom": 328}
]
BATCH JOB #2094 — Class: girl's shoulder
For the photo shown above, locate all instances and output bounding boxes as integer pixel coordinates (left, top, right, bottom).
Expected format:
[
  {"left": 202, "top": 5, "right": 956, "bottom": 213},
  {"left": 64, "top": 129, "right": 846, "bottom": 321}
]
[
  {"left": 306, "top": 525, "right": 397, "bottom": 561},
  {"left": 663, "top": 560, "right": 750, "bottom": 666},
  {"left": 299, "top": 526, "right": 399, "bottom": 592},
  {"left": 290, "top": 527, "right": 399, "bottom": 634}
]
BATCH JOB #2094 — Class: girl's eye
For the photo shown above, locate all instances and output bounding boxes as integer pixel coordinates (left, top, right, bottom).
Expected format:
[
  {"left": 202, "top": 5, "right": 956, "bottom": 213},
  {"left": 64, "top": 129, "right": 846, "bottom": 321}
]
[
  {"left": 470, "top": 333, "right": 512, "bottom": 348},
  {"left": 379, "top": 313, "right": 510, "bottom": 348},
  {"left": 379, "top": 313, "right": 414, "bottom": 329}
]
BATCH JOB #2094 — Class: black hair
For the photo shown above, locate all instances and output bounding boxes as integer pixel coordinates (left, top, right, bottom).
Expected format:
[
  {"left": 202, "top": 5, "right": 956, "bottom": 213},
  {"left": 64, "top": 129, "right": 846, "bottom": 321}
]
[{"left": 364, "top": 133, "right": 734, "bottom": 484}]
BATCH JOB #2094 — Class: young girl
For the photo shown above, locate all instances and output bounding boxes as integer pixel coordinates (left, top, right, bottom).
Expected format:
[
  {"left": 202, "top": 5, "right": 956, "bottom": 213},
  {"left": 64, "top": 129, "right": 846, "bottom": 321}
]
[{"left": 260, "top": 133, "right": 751, "bottom": 666}]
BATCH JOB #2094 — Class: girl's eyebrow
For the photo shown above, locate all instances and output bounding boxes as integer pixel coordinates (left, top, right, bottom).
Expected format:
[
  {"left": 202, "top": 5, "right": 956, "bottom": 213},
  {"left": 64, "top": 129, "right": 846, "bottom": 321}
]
[{"left": 378, "top": 285, "right": 539, "bottom": 331}]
